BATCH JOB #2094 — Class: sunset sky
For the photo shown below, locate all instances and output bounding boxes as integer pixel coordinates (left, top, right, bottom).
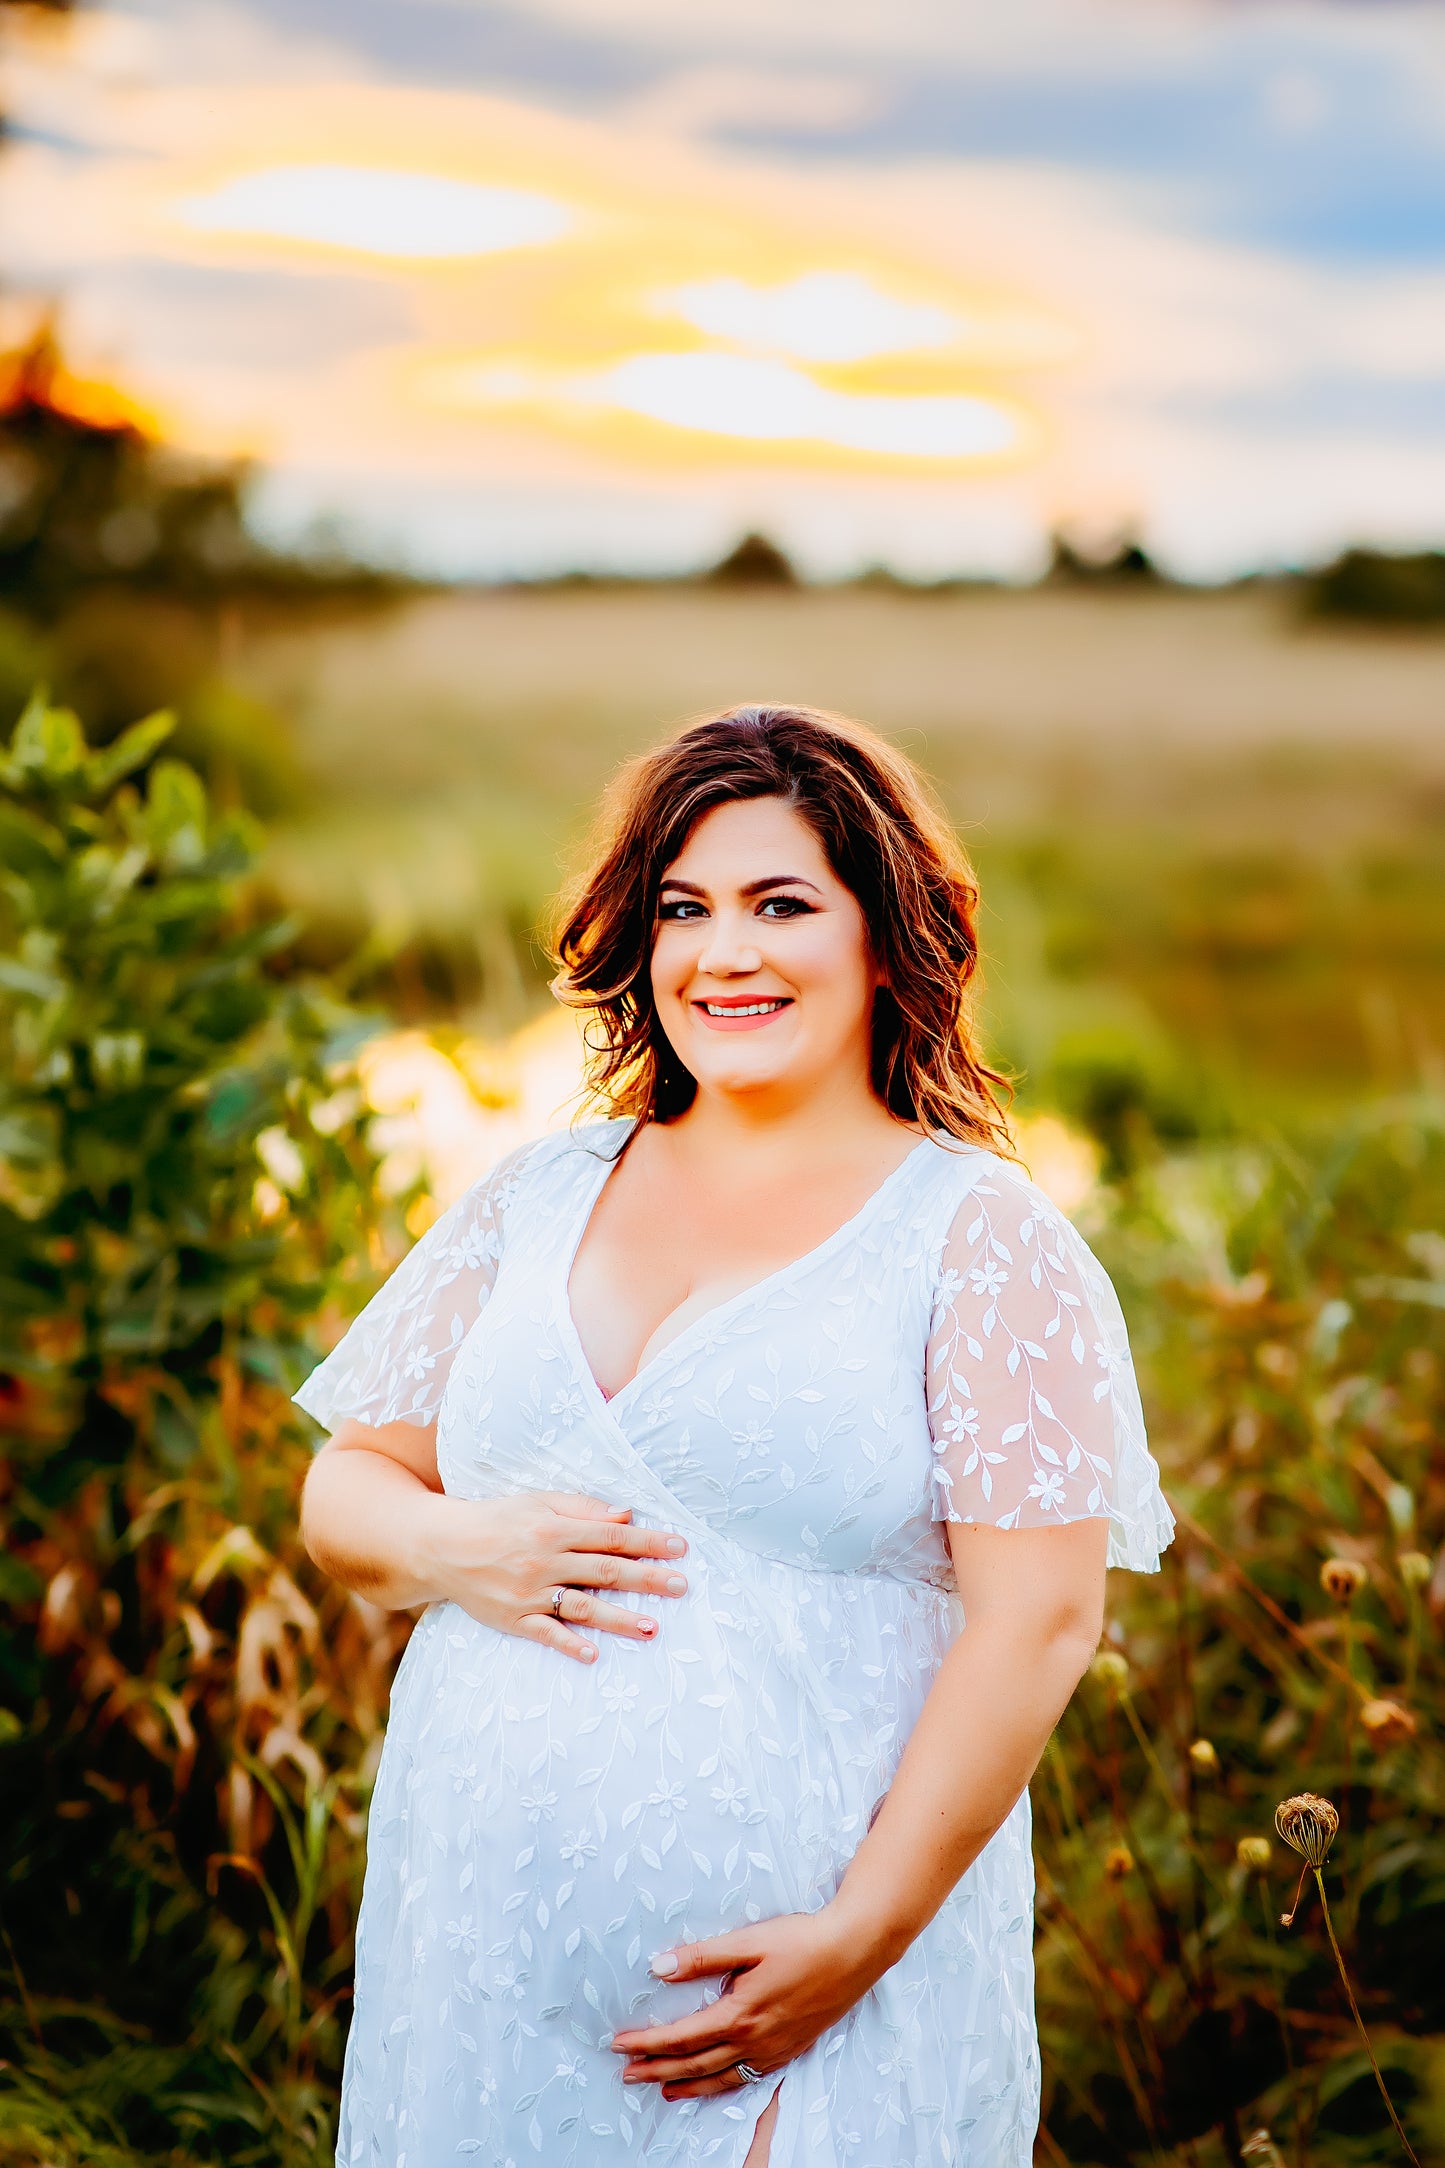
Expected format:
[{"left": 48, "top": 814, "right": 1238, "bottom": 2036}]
[{"left": 4, "top": 0, "right": 1445, "bottom": 579}]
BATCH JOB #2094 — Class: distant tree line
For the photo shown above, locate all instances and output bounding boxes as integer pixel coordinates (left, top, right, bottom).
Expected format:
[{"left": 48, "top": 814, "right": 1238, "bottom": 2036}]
[
  {"left": 1303, "top": 546, "right": 1445, "bottom": 625},
  {"left": 0, "top": 329, "right": 403, "bottom": 624},
  {"left": 697, "top": 525, "right": 1445, "bottom": 622},
  {"left": 0, "top": 328, "right": 411, "bottom": 805}
]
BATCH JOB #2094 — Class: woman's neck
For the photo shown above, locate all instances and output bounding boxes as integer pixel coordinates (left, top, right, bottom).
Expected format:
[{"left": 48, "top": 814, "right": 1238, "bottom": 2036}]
[{"left": 656, "top": 1078, "right": 916, "bottom": 1180}]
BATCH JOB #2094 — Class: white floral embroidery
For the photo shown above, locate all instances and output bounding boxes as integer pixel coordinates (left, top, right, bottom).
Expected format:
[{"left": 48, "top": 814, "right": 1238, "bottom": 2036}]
[
  {"left": 294, "top": 1142, "right": 539, "bottom": 1430},
  {"left": 296, "top": 1123, "right": 1172, "bottom": 2168},
  {"left": 927, "top": 1163, "right": 1173, "bottom": 1568}
]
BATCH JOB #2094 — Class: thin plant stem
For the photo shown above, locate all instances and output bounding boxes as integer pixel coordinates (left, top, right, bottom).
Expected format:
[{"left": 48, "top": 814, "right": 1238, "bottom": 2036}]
[
  {"left": 1256, "top": 1881, "right": 1301, "bottom": 2168},
  {"left": 1170, "top": 1506, "right": 1362, "bottom": 1696},
  {"left": 1311, "top": 1868, "right": 1419, "bottom": 2167},
  {"left": 1119, "top": 1690, "right": 1224, "bottom": 1896},
  {"left": 1, "top": 1927, "right": 43, "bottom": 2048},
  {"left": 1342, "top": 1611, "right": 1357, "bottom": 1777},
  {"left": 1034, "top": 1859, "right": 1163, "bottom": 2146},
  {"left": 1035, "top": 2124, "right": 1072, "bottom": 2168},
  {"left": 1404, "top": 1581, "right": 1421, "bottom": 1702}
]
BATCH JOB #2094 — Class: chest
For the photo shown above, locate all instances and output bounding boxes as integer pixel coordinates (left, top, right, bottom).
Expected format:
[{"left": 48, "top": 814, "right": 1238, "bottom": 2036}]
[
  {"left": 438, "top": 1143, "right": 975, "bottom": 1578},
  {"left": 567, "top": 1150, "right": 924, "bottom": 1401}
]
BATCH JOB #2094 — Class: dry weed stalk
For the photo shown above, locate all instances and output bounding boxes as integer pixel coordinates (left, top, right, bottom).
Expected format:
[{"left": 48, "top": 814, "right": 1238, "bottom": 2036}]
[{"left": 1275, "top": 1793, "right": 1420, "bottom": 2165}]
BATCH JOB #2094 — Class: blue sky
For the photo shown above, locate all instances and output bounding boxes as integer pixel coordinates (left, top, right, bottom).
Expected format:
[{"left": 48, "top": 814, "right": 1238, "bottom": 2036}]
[
  {"left": 4, "top": 0, "right": 1444, "bottom": 577},
  {"left": 226, "top": 0, "right": 1445, "bottom": 257}
]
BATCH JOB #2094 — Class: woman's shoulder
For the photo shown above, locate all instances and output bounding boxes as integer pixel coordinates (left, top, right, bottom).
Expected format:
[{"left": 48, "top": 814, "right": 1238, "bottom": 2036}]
[
  {"left": 461, "top": 1117, "right": 631, "bottom": 1212},
  {"left": 920, "top": 1135, "right": 1089, "bottom": 1245}
]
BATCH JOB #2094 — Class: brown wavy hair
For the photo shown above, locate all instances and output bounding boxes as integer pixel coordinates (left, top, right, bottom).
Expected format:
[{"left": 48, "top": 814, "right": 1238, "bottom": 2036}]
[{"left": 552, "top": 704, "right": 1012, "bottom": 1152}]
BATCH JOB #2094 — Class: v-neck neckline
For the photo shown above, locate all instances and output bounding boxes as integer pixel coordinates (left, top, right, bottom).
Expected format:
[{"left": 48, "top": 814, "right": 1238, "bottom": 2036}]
[{"left": 558, "top": 1129, "right": 937, "bottom": 1413}]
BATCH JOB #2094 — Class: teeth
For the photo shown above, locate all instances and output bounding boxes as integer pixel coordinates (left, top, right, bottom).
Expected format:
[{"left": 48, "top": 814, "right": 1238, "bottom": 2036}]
[{"left": 703, "top": 1001, "right": 785, "bottom": 1017}]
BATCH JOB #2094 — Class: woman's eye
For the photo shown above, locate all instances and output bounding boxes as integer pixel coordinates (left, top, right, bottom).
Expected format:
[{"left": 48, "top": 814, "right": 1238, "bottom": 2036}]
[
  {"left": 758, "top": 896, "right": 811, "bottom": 919},
  {"left": 658, "top": 899, "right": 705, "bottom": 921}
]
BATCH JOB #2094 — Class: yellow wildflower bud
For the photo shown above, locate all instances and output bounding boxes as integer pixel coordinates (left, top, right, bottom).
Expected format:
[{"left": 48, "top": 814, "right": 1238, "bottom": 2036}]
[
  {"left": 1104, "top": 1844, "right": 1134, "bottom": 1880},
  {"left": 1188, "top": 1737, "right": 1219, "bottom": 1775},
  {"left": 1319, "top": 1557, "right": 1367, "bottom": 1605},
  {"left": 1360, "top": 1698, "right": 1417, "bottom": 1749},
  {"left": 1090, "top": 1650, "right": 1129, "bottom": 1689},
  {"left": 1236, "top": 1836, "right": 1271, "bottom": 1871}
]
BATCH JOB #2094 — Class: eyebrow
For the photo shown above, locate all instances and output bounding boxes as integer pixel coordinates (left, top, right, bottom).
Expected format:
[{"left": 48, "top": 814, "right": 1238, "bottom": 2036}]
[{"left": 658, "top": 875, "right": 824, "bottom": 899}]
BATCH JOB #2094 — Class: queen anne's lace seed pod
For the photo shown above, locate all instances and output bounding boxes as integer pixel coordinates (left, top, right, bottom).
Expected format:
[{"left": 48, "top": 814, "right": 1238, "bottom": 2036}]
[{"left": 1275, "top": 1793, "right": 1339, "bottom": 1866}]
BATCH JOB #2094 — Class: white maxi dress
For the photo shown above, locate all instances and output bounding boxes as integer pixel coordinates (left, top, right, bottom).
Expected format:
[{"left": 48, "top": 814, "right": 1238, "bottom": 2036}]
[{"left": 296, "top": 1122, "right": 1173, "bottom": 2168}]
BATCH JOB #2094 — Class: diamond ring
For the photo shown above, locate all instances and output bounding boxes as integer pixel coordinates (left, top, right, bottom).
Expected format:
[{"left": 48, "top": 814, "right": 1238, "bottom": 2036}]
[{"left": 733, "top": 2061, "right": 764, "bottom": 2085}]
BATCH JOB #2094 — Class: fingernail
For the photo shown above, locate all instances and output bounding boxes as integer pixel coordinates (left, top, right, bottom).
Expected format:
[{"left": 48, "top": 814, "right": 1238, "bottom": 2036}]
[
  {"left": 581, "top": 1644, "right": 597, "bottom": 1662},
  {"left": 664, "top": 1537, "right": 686, "bottom": 1557},
  {"left": 650, "top": 1951, "right": 679, "bottom": 1977},
  {"left": 665, "top": 1574, "right": 687, "bottom": 1595},
  {"left": 639, "top": 1619, "right": 656, "bottom": 1636}
]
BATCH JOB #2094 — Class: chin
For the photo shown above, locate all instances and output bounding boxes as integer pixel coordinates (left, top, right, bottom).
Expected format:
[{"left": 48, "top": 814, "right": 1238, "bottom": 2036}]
[{"left": 696, "top": 1061, "right": 792, "bottom": 1095}]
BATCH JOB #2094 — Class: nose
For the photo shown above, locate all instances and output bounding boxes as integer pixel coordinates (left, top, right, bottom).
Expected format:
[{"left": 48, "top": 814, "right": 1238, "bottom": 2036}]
[{"left": 696, "top": 905, "right": 762, "bottom": 977}]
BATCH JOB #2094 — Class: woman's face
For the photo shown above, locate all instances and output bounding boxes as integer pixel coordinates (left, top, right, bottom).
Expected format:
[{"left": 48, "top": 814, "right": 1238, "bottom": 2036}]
[{"left": 650, "top": 796, "right": 880, "bottom": 1113}]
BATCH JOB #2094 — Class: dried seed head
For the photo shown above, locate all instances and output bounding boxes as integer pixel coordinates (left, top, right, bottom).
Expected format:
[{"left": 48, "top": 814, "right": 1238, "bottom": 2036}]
[
  {"left": 1236, "top": 1835, "right": 1272, "bottom": 1871},
  {"left": 1319, "top": 1557, "right": 1367, "bottom": 1605},
  {"left": 1188, "top": 1737, "right": 1219, "bottom": 1775},
  {"left": 1399, "top": 1550, "right": 1432, "bottom": 1591},
  {"left": 1360, "top": 1698, "right": 1417, "bottom": 1749},
  {"left": 1274, "top": 1792, "right": 1339, "bottom": 1867},
  {"left": 1090, "top": 1650, "right": 1129, "bottom": 1690},
  {"left": 1242, "top": 2132, "right": 1285, "bottom": 2167},
  {"left": 1104, "top": 1844, "right": 1134, "bottom": 1880}
]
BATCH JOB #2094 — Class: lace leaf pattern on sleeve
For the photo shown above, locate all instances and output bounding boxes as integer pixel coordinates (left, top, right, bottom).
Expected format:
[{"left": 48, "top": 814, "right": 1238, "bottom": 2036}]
[
  {"left": 293, "top": 1143, "right": 536, "bottom": 1432},
  {"left": 927, "top": 1161, "right": 1174, "bottom": 1569}
]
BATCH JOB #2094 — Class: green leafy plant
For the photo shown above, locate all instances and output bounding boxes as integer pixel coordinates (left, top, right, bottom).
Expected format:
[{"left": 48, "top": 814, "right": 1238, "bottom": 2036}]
[{"left": 0, "top": 693, "right": 410, "bottom": 2165}]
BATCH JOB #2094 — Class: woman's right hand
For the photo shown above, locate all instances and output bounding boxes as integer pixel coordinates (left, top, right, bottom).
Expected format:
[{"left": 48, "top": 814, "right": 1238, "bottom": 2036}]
[
  {"left": 302, "top": 1421, "right": 689, "bottom": 1660},
  {"left": 417, "top": 1489, "right": 689, "bottom": 1663}
]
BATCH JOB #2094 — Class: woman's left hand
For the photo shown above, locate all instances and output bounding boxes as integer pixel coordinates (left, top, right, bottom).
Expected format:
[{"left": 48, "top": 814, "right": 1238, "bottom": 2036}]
[{"left": 611, "top": 1910, "right": 879, "bottom": 2100}]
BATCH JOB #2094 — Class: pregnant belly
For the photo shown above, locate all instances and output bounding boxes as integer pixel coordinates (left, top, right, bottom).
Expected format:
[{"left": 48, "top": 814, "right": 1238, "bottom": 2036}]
[{"left": 385, "top": 1597, "right": 852, "bottom": 2042}]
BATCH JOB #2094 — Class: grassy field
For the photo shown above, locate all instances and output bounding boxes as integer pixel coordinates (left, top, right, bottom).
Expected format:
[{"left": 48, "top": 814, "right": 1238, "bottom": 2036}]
[{"left": 238, "top": 582, "right": 1445, "bottom": 1120}]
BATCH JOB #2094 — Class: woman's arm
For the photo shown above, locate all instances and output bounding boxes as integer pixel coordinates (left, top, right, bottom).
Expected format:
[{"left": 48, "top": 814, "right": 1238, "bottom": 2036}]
[
  {"left": 301, "top": 1419, "right": 691, "bottom": 1662},
  {"left": 610, "top": 1516, "right": 1106, "bottom": 2097}
]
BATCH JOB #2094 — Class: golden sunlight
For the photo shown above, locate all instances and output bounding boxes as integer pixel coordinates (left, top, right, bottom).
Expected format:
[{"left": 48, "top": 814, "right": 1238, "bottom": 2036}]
[
  {"left": 179, "top": 163, "right": 575, "bottom": 261},
  {"left": 657, "top": 272, "right": 962, "bottom": 363},
  {"left": 445, "top": 351, "right": 1023, "bottom": 462},
  {"left": 359, "top": 1015, "right": 1100, "bottom": 1219}
]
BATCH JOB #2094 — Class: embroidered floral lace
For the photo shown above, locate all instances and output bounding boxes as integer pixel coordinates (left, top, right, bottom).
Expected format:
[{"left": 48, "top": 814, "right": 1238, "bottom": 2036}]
[{"left": 297, "top": 1127, "right": 1172, "bottom": 2166}]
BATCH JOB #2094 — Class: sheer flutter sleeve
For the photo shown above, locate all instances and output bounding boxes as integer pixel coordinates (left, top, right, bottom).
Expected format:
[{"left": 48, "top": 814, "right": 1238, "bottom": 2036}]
[
  {"left": 294, "top": 1143, "right": 537, "bottom": 1433},
  {"left": 927, "top": 1159, "right": 1174, "bottom": 1572}
]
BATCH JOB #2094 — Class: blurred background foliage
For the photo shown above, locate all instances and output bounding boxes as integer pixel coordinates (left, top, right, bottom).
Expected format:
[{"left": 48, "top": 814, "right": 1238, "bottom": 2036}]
[
  {"left": 0, "top": 695, "right": 414, "bottom": 2165},
  {"left": 1039, "top": 1117, "right": 1445, "bottom": 2165}
]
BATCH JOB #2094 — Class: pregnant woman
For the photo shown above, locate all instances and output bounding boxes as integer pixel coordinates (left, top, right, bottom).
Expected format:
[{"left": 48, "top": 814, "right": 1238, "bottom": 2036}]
[{"left": 298, "top": 704, "right": 1172, "bottom": 2167}]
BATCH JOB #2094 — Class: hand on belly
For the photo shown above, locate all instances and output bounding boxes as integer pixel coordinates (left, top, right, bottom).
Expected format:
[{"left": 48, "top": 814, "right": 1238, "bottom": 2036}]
[{"left": 611, "top": 1909, "right": 877, "bottom": 2102}]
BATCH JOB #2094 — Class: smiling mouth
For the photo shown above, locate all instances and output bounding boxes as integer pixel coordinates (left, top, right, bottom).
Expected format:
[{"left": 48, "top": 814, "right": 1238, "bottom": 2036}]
[{"left": 698, "top": 999, "right": 791, "bottom": 1017}]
